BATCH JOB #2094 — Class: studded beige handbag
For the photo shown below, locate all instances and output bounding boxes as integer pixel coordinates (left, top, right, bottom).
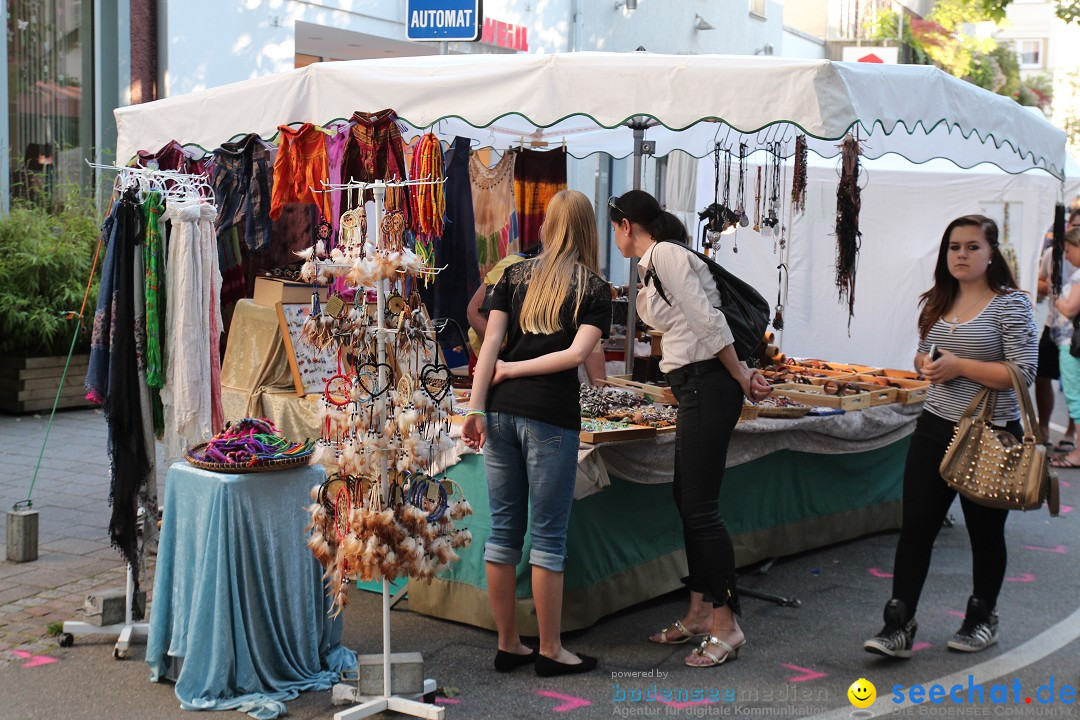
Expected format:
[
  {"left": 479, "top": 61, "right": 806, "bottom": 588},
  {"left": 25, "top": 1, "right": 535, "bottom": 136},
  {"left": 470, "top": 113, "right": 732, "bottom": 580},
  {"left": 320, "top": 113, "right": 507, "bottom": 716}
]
[{"left": 939, "top": 362, "right": 1059, "bottom": 516}]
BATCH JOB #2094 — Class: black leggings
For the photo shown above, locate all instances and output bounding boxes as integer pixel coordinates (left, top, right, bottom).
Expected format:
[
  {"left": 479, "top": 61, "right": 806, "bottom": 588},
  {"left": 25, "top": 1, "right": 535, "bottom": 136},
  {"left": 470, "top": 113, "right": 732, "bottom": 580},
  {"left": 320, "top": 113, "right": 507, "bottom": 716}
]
[
  {"left": 891, "top": 410, "right": 1019, "bottom": 616},
  {"left": 668, "top": 359, "right": 745, "bottom": 613}
]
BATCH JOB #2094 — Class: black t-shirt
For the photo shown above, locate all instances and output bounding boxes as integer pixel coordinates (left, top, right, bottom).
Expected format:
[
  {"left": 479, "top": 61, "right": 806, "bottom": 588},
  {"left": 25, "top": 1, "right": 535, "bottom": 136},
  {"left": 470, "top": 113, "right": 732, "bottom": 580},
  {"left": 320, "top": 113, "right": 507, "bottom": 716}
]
[{"left": 486, "top": 258, "right": 612, "bottom": 430}]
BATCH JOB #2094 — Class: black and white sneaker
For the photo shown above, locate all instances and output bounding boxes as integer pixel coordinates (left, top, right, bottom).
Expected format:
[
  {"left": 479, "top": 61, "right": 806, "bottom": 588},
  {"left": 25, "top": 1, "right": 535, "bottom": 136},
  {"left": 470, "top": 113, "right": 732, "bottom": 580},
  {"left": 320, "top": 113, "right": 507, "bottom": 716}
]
[
  {"left": 947, "top": 597, "right": 999, "bottom": 653},
  {"left": 864, "top": 599, "right": 918, "bottom": 658}
]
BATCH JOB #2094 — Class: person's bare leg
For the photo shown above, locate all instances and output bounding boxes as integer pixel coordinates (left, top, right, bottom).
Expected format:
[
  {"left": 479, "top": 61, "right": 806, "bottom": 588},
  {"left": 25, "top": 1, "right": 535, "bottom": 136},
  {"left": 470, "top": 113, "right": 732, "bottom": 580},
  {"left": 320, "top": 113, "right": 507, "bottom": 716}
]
[
  {"left": 534, "top": 565, "right": 581, "bottom": 664},
  {"left": 487, "top": 561, "right": 530, "bottom": 655}
]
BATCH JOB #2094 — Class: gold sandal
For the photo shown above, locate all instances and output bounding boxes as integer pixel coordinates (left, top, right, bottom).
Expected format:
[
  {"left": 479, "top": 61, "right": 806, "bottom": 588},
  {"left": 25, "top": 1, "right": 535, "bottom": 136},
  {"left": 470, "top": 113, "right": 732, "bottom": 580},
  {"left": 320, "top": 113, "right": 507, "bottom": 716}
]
[
  {"left": 649, "top": 619, "right": 700, "bottom": 645},
  {"left": 685, "top": 635, "right": 745, "bottom": 667}
]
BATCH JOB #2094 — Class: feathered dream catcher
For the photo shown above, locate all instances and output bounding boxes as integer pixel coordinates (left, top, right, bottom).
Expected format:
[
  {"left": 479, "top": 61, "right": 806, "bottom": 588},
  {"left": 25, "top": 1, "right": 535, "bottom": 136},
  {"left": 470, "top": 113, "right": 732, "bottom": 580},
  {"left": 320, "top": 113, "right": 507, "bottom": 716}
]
[
  {"left": 293, "top": 176, "right": 469, "bottom": 618},
  {"left": 835, "top": 133, "right": 862, "bottom": 331}
]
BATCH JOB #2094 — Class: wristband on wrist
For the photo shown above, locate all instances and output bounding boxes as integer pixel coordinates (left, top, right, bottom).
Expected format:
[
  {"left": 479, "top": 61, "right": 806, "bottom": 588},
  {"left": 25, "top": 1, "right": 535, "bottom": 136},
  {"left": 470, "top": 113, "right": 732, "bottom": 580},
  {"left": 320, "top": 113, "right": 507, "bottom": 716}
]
[{"left": 465, "top": 410, "right": 486, "bottom": 418}]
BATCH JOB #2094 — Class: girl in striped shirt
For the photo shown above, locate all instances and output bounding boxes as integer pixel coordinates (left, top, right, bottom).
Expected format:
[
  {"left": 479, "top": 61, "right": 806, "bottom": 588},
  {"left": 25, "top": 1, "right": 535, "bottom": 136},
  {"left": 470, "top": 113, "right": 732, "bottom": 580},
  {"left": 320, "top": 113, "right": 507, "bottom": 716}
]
[{"left": 864, "top": 215, "right": 1038, "bottom": 658}]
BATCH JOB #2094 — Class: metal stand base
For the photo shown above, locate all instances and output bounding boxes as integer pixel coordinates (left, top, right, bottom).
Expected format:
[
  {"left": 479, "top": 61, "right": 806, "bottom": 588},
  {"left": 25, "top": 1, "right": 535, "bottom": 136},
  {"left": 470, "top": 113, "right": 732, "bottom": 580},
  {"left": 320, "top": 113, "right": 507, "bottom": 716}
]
[
  {"left": 737, "top": 586, "right": 801, "bottom": 608},
  {"left": 60, "top": 620, "right": 149, "bottom": 658},
  {"left": 737, "top": 558, "right": 801, "bottom": 608},
  {"left": 60, "top": 563, "right": 147, "bottom": 658},
  {"left": 333, "top": 679, "right": 443, "bottom": 720}
]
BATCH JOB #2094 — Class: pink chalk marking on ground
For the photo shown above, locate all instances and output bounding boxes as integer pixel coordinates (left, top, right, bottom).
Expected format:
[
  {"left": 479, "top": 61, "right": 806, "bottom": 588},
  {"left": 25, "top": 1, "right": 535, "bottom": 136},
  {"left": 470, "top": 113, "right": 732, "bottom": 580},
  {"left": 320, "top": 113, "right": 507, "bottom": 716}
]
[
  {"left": 912, "top": 642, "right": 932, "bottom": 653},
  {"left": 1023, "top": 545, "right": 1067, "bottom": 554},
  {"left": 1060, "top": 480, "right": 1071, "bottom": 489},
  {"left": 868, "top": 568, "right": 893, "bottom": 578},
  {"left": 1005, "top": 573, "right": 1035, "bottom": 583},
  {"left": 434, "top": 698, "right": 460, "bottom": 705},
  {"left": 782, "top": 664, "right": 828, "bottom": 683},
  {"left": 947, "top": 611, "right": 965, "bottom": 618},
  {"left": 10, "top": 650, "right": 57, "bottom": 667},
  {"left": 1061, "top": 505, "right": 1074, "bottom": 514},
  {"left": 535, "top": 690, "right": 592, "bottom": 712}
]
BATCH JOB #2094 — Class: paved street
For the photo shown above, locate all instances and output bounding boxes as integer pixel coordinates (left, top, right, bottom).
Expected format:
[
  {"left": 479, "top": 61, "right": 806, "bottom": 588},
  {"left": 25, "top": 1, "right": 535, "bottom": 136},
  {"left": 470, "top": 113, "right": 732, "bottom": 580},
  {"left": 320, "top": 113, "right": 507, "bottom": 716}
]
[{"left": 2, "top": 405, "right": 1080, "bottom": 719}]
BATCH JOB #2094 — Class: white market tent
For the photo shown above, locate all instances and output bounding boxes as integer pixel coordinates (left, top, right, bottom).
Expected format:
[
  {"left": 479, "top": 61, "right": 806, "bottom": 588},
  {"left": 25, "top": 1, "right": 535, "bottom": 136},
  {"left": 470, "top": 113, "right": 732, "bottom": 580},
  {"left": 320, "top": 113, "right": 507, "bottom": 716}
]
[
  {"left": 114, "top": 51, "right": 1068, "bottom": 365},
  {"left": 115, "top": 52, "right": 1064, "bottom": 176}
]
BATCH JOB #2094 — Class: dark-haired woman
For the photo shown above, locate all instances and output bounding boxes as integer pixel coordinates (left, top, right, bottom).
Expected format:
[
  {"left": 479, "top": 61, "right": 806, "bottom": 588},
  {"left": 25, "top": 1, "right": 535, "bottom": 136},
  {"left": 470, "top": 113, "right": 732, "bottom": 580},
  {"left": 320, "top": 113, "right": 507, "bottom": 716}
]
[
  {"left": 864, "top": 215, "right": 1037, "bottom": 658},
  {"left": 609, "top": 189, "right": 771, "bottom": 668}
]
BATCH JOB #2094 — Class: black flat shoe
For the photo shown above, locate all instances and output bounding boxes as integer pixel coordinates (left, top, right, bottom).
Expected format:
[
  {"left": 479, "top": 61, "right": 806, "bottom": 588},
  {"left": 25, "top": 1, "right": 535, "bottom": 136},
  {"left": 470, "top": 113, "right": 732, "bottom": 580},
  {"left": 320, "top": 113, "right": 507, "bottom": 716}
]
[
  {"left": 535, "top": 653, "right": 598, "bottom": 677},
  {"left": 494, "top": 647, "right": 537, "bottom": 672}
]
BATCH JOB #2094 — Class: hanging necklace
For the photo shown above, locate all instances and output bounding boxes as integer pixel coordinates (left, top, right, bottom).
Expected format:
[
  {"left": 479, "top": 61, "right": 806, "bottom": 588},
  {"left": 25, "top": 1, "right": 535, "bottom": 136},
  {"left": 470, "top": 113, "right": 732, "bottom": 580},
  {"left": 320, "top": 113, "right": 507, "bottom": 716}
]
[{"left": 946, "top": 289, "right": 993, "bottom": 333}]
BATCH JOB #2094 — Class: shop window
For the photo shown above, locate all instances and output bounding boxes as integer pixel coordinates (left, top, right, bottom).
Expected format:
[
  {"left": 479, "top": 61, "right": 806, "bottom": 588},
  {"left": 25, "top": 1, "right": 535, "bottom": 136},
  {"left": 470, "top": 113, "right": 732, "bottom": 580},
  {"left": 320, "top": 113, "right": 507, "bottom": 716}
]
[
  {"left": 1016, "top": 39, "right": 1043, "bottom": 68},
  {"left": 750, "top": 0, "right": 766, "bottom": 18},
  {"left": 8, "top": 0, "right": 89, "bottom": 203}
]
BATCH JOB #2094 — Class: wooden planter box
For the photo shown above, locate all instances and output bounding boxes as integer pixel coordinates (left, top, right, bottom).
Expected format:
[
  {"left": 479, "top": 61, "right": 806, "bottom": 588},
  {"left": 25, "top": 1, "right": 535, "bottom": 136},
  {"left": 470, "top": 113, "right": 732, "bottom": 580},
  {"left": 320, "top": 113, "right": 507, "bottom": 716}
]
[{"left": 0, "top": 355, "right": 94, "bottom": 413}]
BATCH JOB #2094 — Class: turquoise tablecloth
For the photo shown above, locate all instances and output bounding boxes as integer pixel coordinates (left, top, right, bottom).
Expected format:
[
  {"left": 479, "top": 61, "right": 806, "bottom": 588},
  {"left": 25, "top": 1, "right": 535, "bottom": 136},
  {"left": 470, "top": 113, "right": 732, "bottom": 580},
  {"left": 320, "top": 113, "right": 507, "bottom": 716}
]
[{"left": 147, "top": 462, "right": 356, "bottom": 719}]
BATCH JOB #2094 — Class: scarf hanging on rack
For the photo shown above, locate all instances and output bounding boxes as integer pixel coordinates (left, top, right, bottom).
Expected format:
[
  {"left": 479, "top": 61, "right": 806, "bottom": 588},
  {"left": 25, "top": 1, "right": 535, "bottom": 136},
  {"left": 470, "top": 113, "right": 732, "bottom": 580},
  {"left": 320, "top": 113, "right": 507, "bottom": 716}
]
[
  {"left": 470, "top": 151, "right": 517, "bottom": 275},
  {"left": 835, "top": 133, "right": 862, "bottom": 331},
  {"left": 85, "top": 190, "right": 153, "bottom": 605},
  {"left": 162, "top": 200, "right": 223, "bottom": 462},
  {"left": 513, "top": 147, "right": 566, "bottom": 254}
]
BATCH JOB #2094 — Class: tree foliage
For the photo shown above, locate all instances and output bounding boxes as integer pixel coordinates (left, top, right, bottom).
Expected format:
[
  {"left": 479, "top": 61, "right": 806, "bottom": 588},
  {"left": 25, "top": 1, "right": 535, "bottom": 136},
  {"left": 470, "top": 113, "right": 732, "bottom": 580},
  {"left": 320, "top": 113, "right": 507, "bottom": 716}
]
[{"left": 976, "top": 0, "right": 1080, "bottom": 24}]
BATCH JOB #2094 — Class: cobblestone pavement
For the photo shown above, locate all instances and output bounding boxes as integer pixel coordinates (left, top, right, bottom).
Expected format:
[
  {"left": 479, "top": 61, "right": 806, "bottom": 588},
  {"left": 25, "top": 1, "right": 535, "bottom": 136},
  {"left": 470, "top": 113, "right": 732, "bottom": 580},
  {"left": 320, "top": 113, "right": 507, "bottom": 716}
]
[{"left": 0, "top": 408, "right": 166, "bottom": 660}]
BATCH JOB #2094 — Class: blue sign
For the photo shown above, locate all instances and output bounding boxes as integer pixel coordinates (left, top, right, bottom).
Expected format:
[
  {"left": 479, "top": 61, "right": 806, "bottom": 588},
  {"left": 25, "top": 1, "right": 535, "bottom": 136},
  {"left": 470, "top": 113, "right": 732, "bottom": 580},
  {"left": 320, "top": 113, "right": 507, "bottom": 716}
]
[{"left": 406, "top": 0, "right": 483, "bottom": 42}]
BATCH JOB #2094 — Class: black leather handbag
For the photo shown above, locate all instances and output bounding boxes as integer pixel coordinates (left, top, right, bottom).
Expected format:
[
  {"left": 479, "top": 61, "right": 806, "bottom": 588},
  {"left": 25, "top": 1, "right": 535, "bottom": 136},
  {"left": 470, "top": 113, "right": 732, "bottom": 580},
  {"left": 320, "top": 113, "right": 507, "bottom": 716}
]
[{"left": 1070, "top": 316, "right": 1080, "bottom": 358}]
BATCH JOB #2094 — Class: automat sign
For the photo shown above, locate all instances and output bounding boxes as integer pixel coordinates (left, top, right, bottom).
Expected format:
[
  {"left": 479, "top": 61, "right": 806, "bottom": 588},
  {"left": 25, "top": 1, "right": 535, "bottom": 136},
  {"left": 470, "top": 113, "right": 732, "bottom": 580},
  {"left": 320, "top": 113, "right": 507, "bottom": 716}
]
[{"left": 406, "top": 0, "right": 483, "bottom": 42}]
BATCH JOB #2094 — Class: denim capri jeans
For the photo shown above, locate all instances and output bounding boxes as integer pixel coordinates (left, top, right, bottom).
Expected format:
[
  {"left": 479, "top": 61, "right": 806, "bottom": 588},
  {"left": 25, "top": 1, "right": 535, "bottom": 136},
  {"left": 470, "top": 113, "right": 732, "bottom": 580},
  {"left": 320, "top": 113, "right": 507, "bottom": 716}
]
[{"left": 482, "top": 411, "right": 580, "bottom": 572}]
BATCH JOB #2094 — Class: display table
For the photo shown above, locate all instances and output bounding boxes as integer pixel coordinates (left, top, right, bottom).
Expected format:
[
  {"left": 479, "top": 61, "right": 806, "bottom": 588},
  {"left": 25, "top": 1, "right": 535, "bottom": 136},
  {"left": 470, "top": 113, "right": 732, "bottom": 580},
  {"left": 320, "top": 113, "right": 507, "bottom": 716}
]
[
  {"left": 147, "top": 462, "right": 355, "bottom": 720},
  {"left": 409, "top": 411, "right": 914, "bottom": 634}
]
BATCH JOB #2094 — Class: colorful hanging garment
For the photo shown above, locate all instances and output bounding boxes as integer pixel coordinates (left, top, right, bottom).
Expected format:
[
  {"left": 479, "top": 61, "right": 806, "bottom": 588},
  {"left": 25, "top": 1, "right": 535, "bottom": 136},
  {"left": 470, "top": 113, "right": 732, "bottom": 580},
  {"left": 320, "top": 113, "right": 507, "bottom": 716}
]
[
  {"left": 513, "top": 147, "right": 567, "bottom": 255},
  {"left": 269, "top": 123, "right": 333, "bottom": 222},
  {"left": 470, "top": 151, "right": 517, "bottom": 276},
  {"left": 339, "top": 109, "right": 411, "bottom": 227},
  {"left": 134, "top": 139, "right": 209, "bottom": 175},
  {"left": 409, "top": 133, "right": 446, "bottom": 275},
  {"left": 210, "top": 132, "right": 274, "bottom": 251},
  {"left": 85, "top": 189, "right": 153, "bottom": 606}
]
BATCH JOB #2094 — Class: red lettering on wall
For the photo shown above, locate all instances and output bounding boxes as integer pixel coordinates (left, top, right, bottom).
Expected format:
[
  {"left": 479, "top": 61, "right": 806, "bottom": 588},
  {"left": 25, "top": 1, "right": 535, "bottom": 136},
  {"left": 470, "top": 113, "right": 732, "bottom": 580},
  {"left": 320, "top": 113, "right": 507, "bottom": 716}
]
[{"left": 480, "top": 17, "right": 528, "bottom": 51}]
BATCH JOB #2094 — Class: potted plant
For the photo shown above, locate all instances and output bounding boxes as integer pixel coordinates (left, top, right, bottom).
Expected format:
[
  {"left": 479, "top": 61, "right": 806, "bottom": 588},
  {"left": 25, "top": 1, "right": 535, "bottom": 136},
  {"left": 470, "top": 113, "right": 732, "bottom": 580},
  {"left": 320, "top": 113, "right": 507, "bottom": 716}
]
[{"left": 0, "top": 191, "right": 101, "bottom": 413}]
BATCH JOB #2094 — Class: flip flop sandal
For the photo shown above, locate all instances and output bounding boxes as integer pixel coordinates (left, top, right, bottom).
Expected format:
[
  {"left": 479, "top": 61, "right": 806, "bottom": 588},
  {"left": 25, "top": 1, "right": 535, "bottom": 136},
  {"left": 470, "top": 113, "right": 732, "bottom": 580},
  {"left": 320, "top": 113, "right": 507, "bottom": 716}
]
[
  {"left": 1050, "top": 455, "right": 1080, "bottom": 469},
  {"left": 1052, "top": 440, "right": 1076, "bottom": 453},
  {"left": 649, "top": 619, "right": 700, "bottom": 645},
  {"left": 685, "top": 636, "right": 745, "bottom": 667}
]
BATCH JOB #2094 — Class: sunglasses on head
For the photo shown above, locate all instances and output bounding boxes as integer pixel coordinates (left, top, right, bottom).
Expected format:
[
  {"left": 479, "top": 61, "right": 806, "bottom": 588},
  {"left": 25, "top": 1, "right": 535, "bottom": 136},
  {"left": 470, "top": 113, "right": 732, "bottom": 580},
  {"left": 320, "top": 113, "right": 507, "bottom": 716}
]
[{"left": 608, "top": 196, "right": 625, "bottom": 217}]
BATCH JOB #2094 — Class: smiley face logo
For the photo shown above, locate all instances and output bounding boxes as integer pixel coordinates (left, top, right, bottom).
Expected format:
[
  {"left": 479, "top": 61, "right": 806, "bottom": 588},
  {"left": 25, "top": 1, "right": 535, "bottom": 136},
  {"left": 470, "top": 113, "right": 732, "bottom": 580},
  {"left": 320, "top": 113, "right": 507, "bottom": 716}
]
[{"left": 847, "top": 678, "right": 876, "bottom": 708}]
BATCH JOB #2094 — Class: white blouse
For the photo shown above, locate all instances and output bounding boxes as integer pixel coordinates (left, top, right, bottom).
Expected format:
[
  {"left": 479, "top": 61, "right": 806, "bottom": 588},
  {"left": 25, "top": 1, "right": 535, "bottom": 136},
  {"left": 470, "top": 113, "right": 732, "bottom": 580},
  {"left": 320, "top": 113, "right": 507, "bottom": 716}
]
[{"left": 636, "top": 241, "right": 734, "bottom": 374}]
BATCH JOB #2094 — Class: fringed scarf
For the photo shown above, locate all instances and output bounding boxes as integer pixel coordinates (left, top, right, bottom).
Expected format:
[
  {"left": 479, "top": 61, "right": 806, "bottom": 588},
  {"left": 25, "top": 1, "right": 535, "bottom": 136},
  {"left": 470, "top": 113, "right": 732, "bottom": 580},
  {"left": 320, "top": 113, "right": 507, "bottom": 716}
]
[
  {"left": 835, "top": 134, "right": 862, "bottom": 332},
  {"left": 85, "top": 190, "right": 153, "bottom": 609}
]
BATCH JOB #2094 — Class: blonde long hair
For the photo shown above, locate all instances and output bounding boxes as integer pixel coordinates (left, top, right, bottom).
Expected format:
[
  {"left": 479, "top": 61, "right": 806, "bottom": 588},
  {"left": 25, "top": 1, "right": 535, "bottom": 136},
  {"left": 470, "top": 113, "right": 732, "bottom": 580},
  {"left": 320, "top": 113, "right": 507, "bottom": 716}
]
[{"left": 518, "top": 190, "right": 601, "bottom": 335}]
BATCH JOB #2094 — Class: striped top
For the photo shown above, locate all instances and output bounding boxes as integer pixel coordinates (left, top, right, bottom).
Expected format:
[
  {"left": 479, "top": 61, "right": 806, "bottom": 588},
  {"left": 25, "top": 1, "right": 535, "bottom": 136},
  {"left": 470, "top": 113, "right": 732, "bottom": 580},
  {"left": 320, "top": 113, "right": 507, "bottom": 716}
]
[{"left": 917, "top": 291, "right": 1038, "bottom": 424}]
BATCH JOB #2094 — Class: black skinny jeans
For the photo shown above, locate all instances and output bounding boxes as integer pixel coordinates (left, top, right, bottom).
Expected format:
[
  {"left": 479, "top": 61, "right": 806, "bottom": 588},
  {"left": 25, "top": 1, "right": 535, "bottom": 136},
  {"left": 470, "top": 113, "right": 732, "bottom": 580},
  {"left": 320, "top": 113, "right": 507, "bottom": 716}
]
[
  {"left": 668, "top": 359, "right": 745, "bottom": 613},
  {"left": 891, "top": 410, "right": 1020, "bottom": 617}
]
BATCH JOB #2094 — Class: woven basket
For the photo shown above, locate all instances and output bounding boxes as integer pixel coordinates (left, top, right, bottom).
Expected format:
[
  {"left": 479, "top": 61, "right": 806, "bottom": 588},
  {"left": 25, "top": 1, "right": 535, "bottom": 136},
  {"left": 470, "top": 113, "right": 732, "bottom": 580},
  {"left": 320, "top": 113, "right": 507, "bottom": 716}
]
[{"left": 185, "top": 442, "right": 314, "bottom": 474}]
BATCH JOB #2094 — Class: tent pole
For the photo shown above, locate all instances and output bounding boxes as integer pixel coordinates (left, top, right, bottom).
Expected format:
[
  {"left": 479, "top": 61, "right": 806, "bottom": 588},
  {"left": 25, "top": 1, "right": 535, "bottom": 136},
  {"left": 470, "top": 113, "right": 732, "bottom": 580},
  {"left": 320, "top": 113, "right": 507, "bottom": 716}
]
[{"left": 624, "top": 124, "right": 645, "bottom": 374}]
